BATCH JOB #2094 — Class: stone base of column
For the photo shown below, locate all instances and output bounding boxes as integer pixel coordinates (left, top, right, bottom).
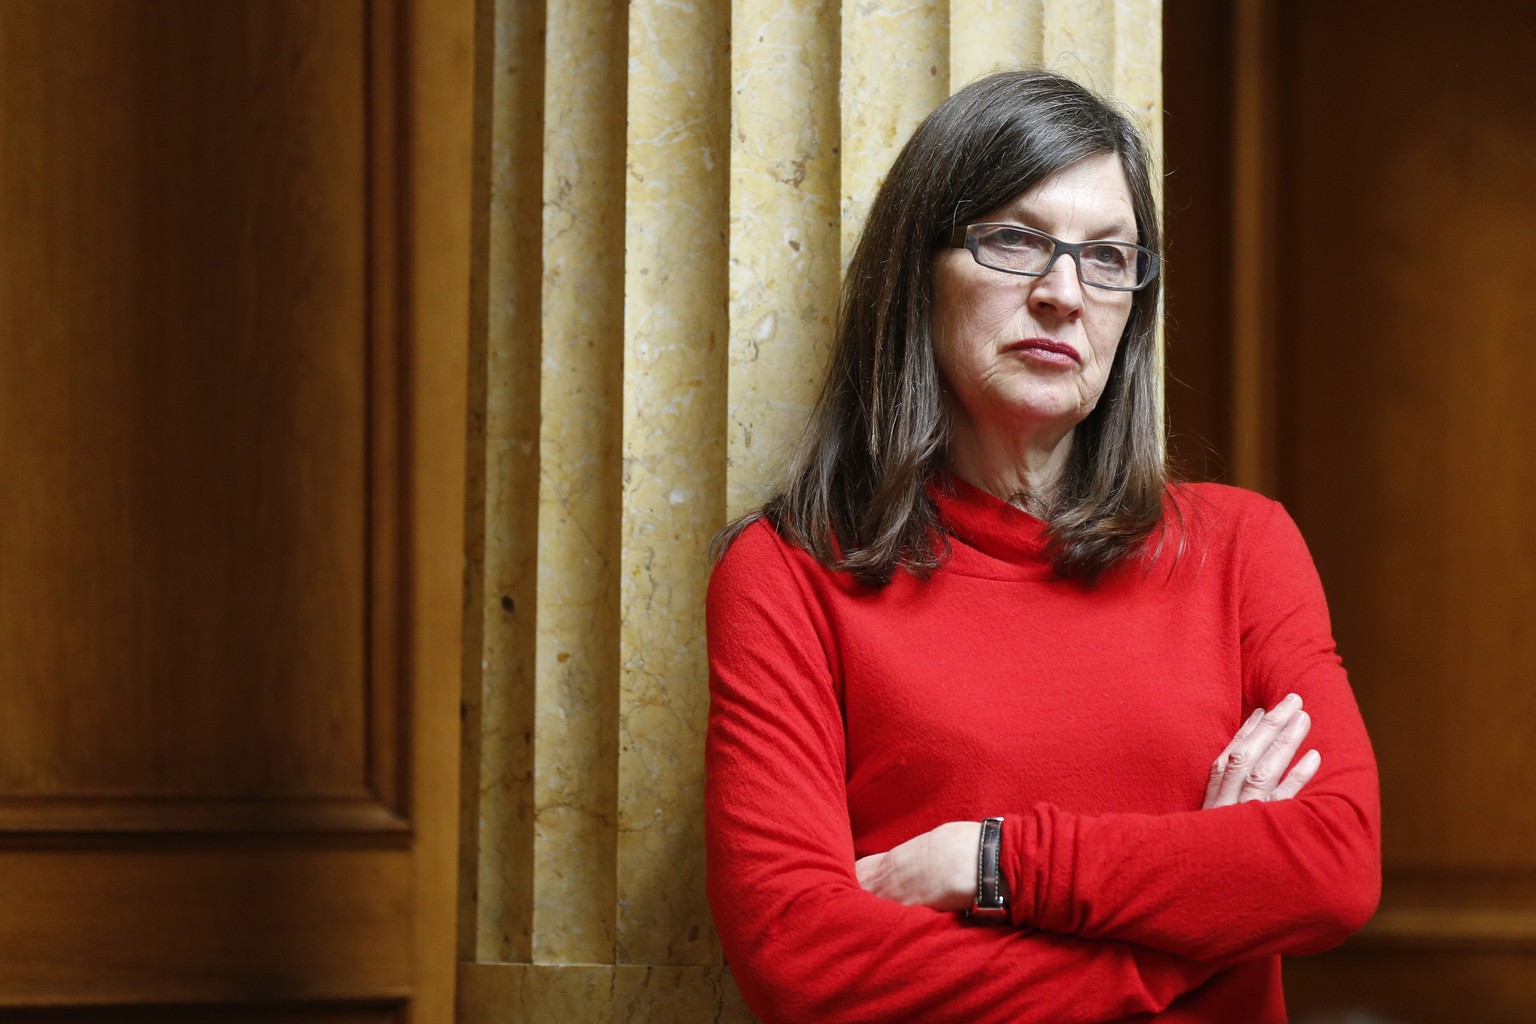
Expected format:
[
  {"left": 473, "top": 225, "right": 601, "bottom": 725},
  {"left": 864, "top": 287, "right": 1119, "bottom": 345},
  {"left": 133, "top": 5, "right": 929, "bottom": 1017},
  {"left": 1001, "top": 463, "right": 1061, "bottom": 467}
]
[{"left": 459, "top": 962, "right": 755, "bottom": 1023}]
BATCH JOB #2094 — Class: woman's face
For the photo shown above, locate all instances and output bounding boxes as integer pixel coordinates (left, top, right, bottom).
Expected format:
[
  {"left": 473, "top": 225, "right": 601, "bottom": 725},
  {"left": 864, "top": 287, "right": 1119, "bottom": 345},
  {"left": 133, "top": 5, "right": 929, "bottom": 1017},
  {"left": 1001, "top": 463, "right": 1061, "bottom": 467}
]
[{"left": 931, "top": 152, "right": 1138, "bottom": 449}]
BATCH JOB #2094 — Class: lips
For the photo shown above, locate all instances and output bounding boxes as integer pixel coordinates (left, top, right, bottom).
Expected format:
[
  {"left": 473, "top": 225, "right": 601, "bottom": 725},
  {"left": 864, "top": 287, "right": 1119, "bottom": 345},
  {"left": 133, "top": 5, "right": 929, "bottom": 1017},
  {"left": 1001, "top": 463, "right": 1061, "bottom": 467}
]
[{"left": 1006, "top": 337, "right": 1081, "bottom": 363}]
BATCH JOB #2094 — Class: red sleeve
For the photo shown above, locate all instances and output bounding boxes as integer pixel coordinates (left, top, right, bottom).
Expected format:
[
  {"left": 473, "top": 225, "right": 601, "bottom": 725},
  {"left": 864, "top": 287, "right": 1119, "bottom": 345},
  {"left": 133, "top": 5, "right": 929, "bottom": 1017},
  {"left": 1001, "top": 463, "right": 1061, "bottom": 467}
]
[
  {"left": 705, "top": 523, "right": 1217, "bottom": 1024},
  {"left": 1001, "top": 498, "right": 1382, "bottom": 963}
]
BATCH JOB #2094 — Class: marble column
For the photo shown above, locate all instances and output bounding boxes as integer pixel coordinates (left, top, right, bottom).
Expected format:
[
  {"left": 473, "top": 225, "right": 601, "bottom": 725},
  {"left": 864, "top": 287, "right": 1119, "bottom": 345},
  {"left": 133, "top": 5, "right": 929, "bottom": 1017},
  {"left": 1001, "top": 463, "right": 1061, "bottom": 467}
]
[{"left": 459, "top": 1, "right": 1162, "bottom": 1019}]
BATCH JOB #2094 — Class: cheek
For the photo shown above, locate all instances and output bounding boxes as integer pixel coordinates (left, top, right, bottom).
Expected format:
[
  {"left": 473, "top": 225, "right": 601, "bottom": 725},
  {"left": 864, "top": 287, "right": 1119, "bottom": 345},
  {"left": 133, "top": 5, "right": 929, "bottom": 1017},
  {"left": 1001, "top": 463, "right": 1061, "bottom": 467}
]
[
  {"left": 1087, "top": 305, "right": 1134, "bottom": 369},
  {"left": 931, "top": 307, "right": 986, "bottom": 384},
  {"left": 934, "top": 300, "right": 1013, "bottom": 367}
]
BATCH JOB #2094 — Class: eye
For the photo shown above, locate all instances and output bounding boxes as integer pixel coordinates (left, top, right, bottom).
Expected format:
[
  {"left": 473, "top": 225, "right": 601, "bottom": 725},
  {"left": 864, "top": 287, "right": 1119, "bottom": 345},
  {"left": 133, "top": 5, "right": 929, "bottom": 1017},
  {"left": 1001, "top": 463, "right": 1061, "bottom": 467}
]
[
  {"left": 1083, "top": 243, "right": 1133, "bottom": 268},
  {"left": 982, "top": 225, "right": 1049, "bottom": 251}
]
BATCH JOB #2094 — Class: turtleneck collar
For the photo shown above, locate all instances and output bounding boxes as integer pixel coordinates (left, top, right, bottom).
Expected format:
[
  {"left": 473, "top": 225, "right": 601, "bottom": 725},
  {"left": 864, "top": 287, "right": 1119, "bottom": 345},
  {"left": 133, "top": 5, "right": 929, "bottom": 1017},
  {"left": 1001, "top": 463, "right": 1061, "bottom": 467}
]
[{"left": 928, "top": 472, "right": 1060, "bottom": 580}]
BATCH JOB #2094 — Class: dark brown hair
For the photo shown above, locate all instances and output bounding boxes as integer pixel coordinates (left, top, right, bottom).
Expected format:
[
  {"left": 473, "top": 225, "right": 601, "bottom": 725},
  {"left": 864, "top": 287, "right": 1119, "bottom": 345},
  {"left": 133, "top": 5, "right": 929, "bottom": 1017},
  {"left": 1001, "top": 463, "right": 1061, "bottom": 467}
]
[{"left": 718, "top": 69, "right": 1167, "bottom": 585}]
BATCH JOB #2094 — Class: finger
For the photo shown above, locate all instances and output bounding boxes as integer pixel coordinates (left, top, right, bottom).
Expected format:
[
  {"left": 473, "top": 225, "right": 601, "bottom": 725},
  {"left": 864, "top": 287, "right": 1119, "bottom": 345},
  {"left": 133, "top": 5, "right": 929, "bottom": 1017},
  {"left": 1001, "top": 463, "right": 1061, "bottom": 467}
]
[
  {"left": 1270, "top": 748, "right": 1322, "bottom": 801},
  {"left": 1238, "top": 709, "right": 1312, "bottom": 802},
  {"left": 1208, "top": 704, "right": 1281, "bottom": 808},
  {"left": 1215, "top": 693, "right": 1303, "bottom": 806},
  {"left": 1204, "top": 707, "right": 1264, "bottom": 808}
]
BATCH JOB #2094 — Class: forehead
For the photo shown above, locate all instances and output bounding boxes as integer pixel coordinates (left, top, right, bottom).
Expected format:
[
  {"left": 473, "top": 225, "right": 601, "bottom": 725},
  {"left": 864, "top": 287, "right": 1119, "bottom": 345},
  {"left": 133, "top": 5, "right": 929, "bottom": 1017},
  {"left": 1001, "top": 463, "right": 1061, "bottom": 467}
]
[{"left": 990, "top": 153, "right": 1136, "bottom": 234}]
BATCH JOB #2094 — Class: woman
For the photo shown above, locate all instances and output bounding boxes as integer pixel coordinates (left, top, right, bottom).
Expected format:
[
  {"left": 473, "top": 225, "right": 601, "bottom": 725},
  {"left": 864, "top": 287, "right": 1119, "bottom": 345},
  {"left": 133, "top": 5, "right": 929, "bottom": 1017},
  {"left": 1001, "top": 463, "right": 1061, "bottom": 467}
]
[{"left": 705, "top": 70, "right": 1380, "bottom": 1023}]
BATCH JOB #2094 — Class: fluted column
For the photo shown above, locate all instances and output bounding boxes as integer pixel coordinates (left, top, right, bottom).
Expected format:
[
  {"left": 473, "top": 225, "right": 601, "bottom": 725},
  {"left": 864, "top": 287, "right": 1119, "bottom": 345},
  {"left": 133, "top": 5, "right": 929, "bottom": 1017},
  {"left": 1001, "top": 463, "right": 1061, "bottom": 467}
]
[
  {"left": 459, "top": 1, "right": 1162, "bottom": 1019},
  {"left": 617, "top": 0, "right": 730, "bottom": 967}
]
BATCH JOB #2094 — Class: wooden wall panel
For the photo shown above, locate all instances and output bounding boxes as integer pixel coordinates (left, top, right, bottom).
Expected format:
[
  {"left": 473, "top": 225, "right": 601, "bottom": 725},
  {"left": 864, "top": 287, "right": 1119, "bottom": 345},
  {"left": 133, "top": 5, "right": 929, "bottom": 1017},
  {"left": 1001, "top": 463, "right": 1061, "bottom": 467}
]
[
  {"left": 0, "top": 0, "right": 471, "bottom": 1016},
  {"left": 0, "top": 0, "right": 404, "bottom": 834},
  {"left": 1274, "top": 0, "right": 1536, "bottom": 894},
  {"left": 0, "top": 847, "right": 412, "bottom": 1004},
  {"left": 1285, "top": 950, "right": 1536, "bottom": 1024},
  {"left": 1163, "top": 0, "right": 1536, "bottom": 1016},
  {"left": 7, "top": 1007, "right": 404, "bottom": 1024},
  {"left": 1161, "top": 0, "right": 1234, "bottom": 481}
]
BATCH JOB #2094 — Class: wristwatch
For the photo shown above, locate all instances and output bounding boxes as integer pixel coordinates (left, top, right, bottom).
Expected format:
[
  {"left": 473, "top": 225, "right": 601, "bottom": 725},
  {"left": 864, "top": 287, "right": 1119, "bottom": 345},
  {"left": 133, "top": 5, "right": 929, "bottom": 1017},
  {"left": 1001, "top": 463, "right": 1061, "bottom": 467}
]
[{"left": 970, "top": 816, "right": 1008, "bottom": 919}]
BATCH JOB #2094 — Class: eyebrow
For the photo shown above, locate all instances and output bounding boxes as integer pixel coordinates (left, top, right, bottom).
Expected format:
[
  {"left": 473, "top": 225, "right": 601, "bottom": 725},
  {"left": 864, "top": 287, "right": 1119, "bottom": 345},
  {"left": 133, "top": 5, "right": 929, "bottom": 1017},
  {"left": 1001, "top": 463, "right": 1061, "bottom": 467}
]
[{"left": 993, "top": 207, "right": 1137, "bottom": 240}]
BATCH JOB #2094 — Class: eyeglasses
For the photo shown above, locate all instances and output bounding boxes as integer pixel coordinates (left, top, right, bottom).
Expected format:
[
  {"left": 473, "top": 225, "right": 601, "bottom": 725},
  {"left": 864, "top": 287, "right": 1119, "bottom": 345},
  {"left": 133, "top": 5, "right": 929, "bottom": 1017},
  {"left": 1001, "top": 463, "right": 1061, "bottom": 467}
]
[{"left": 947, "top": 223, "right": 1160, "bottom": 292}]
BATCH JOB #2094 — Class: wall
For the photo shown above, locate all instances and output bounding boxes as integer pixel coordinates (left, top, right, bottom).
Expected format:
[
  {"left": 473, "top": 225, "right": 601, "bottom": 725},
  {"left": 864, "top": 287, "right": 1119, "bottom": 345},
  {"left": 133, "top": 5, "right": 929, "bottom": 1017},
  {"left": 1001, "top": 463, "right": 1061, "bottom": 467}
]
[{"left": 456, "top": 1, "right": 1163, "bottom": 1018}]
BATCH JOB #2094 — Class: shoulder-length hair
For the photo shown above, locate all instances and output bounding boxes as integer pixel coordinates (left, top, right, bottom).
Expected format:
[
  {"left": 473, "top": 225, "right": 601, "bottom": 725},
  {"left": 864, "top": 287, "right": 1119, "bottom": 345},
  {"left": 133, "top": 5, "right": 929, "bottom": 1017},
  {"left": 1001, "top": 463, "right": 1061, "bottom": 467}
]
[{"left": 720, "top": 69, "right": 1166, "bottom": 585}]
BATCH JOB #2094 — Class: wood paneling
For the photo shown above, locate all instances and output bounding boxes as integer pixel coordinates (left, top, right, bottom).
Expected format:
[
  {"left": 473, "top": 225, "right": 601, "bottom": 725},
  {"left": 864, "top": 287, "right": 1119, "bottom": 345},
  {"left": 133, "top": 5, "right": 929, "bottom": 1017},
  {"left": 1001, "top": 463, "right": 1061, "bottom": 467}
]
[
  {"left": 1274, "top": 0, "right": 1536, "bottom": 880},
  {"left": 0, "top": 0, "right": 405, "bottom": 834},
  {"left": 1162, "top": 0, "right": 1234, "bottom": 481},
  {"left": 1166, "top": 0, "right": 1536, "bottom": 1016},
  {"left": 7, "top": 1006, "right": 404, "bottom": 1024},
  {"left": 0, "top": 846, "right": 411, "bottom": 1005},
  {"left": 0, "top": 0, "right": 470, "bottom": 1016},
  {"left": 1287, "top": 949, "right": 1536, "bottom": 1024}
]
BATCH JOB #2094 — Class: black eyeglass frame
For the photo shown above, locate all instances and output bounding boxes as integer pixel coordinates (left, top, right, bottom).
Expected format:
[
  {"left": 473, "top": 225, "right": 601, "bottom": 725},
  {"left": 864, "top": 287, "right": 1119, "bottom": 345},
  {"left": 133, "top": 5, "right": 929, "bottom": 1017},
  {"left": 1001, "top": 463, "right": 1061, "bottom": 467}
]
[{"left": 945, "top": 222, "right": 1161, "bottom": 292}]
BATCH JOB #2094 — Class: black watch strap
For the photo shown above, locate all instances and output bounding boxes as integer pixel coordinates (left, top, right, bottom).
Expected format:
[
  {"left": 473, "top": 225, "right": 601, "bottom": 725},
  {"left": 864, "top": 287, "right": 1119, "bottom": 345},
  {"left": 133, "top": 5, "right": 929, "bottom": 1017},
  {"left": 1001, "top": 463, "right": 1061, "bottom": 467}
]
[{"left": 971, "top": 816, "right": 1007, "bottom": 917}]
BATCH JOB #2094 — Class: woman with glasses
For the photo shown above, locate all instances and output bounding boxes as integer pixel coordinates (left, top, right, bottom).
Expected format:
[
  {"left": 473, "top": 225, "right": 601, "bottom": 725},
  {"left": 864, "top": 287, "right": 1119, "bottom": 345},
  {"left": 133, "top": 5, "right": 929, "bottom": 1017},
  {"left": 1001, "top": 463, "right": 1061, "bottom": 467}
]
[{"left": 705, "top": 69, "right": 1379, "bottom": 1022}]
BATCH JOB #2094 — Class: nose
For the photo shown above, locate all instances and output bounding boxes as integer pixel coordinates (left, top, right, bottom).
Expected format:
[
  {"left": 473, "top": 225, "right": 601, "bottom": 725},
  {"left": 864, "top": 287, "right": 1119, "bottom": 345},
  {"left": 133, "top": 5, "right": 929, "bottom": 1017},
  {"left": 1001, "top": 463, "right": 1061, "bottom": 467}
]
[{"left": 1026, "top": 253, "right": 1085, "bottom": 322}]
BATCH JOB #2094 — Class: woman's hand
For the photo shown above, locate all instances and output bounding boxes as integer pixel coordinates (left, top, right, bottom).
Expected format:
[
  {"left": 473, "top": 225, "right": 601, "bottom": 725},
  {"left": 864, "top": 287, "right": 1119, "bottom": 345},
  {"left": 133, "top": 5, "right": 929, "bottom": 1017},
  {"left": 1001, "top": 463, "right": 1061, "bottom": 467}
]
[
  {"left": 855, "top": 820, "right": 981, "bottom": 911},
  {"left": 1203, "top": 693, "right": 1322, "bottom": 808}
]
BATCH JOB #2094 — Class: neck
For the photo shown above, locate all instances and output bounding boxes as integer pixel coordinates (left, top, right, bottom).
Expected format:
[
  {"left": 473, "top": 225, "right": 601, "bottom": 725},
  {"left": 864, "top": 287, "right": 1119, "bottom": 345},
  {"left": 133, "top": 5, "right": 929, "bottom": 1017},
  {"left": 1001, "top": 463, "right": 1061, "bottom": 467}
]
[{"left": 944, "top": 417, "right": 1075, "bottom": 512}]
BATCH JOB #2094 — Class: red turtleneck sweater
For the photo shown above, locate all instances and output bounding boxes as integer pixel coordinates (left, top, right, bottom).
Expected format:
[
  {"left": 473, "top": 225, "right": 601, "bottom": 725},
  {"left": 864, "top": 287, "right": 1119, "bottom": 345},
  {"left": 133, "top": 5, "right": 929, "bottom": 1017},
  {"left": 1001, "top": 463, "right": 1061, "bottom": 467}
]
[{"left": 705, "top": 479, "right": 1380, "bottom": 1023}]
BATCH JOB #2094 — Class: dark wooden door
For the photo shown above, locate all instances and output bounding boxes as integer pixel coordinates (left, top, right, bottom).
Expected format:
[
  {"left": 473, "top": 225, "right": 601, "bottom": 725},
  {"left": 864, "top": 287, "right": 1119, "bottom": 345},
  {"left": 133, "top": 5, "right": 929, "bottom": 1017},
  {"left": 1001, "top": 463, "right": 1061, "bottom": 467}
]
[{"left": 0, "top": 1, "right": 469, "bottom": 1017}]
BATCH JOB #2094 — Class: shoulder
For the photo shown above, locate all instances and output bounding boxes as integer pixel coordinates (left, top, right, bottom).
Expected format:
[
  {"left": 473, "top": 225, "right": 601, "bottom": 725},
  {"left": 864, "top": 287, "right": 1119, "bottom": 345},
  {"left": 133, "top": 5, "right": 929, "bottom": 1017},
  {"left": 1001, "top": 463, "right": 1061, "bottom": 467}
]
[
  {"left": 708, "top": 517, "right": 823, "bottom": 615},
  {"left": 1155, "top": 482, "right": 1319, "bottom": 574},
  {"left": 708, "top": 515, "right": 884, "bottom": 634},
  {"left": 1168, "top": 481, "right": 1280, "bottom": 522},
  {"left": 712, "top": 516, "right": 799, "bottom": 584},
  {"left": 706, "top": 518, "right": 848, "bottom": 680},
  {"left": 1165, "top": 481, "right": 1286, "bottom": 543},
  {"left": 1162, "top": 483, "right": 1323, "bottom": 589}
]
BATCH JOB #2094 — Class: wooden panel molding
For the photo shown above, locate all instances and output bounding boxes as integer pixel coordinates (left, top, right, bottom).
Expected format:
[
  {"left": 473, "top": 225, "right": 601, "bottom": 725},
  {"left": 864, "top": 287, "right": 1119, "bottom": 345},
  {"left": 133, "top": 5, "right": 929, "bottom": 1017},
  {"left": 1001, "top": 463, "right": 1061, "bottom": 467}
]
[
  {"left": 0, "top": 796, "right": 406, "bottom": 836},
  {"left": 1287, "top": 948, "right": 1536, "bottom": 1024},
  {"left": 5, "top": 1004, "right": 405, "bottom": 1024},
  {"left": 1357, "top": 872, "right": 1536, "bottom": 950},
  {"left": 0, "top": 847, "right": 413, "bottom": 1005}
]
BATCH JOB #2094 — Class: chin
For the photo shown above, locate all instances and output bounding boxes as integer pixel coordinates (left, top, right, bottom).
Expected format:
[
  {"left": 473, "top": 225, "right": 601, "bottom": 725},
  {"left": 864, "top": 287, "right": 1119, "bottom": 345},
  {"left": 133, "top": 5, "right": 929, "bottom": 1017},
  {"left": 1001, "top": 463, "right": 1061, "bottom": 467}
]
[{"left": 1006, "top": 393, "right": 1093, "bottom": 426}]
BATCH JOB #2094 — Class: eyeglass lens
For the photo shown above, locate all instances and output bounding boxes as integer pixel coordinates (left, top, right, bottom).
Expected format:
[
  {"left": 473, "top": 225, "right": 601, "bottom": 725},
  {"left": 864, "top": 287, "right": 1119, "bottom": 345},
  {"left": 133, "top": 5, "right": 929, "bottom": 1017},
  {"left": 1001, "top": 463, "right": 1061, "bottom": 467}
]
[{"left": 969, "top": 224, "right": 1151, "bottom": 289}]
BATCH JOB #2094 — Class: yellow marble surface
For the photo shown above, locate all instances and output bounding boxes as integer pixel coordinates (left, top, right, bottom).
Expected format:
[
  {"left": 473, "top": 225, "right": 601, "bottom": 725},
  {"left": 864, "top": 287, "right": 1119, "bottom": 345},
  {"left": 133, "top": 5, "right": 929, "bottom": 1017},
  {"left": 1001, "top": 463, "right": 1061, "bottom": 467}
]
[
  {"left": 468, "top": 0, "right": 544, "bottom": 965},
  {"left": 1107, "top": 0, "right": 1165, "bottom": 427},
  {"left": 1111, "top": 0, "right": 1163, "bottom": 140},
  {"left": 839, "top": 0, "right": 949, "bottom": 262},
  {"left": 617, "top": 0, "right": 730, "bottom": 967},
  {"left": 727, "top": 0, "right": 840, "bottom": 515},
  {"left": 462, "top": 0, "right": 1164, "bottom": 1010},
  {"left": 459, "top": 963, "right": 756, "bottom": 1023},
  {"left": 1043, "top": 0, "right": 1115, "bottom": 90},
  {"left": 950, "top": 0, "right": 1044, "bottom": 90},
  {"left": 530, "top": 0, "right": 627, "bottom": 965}
]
